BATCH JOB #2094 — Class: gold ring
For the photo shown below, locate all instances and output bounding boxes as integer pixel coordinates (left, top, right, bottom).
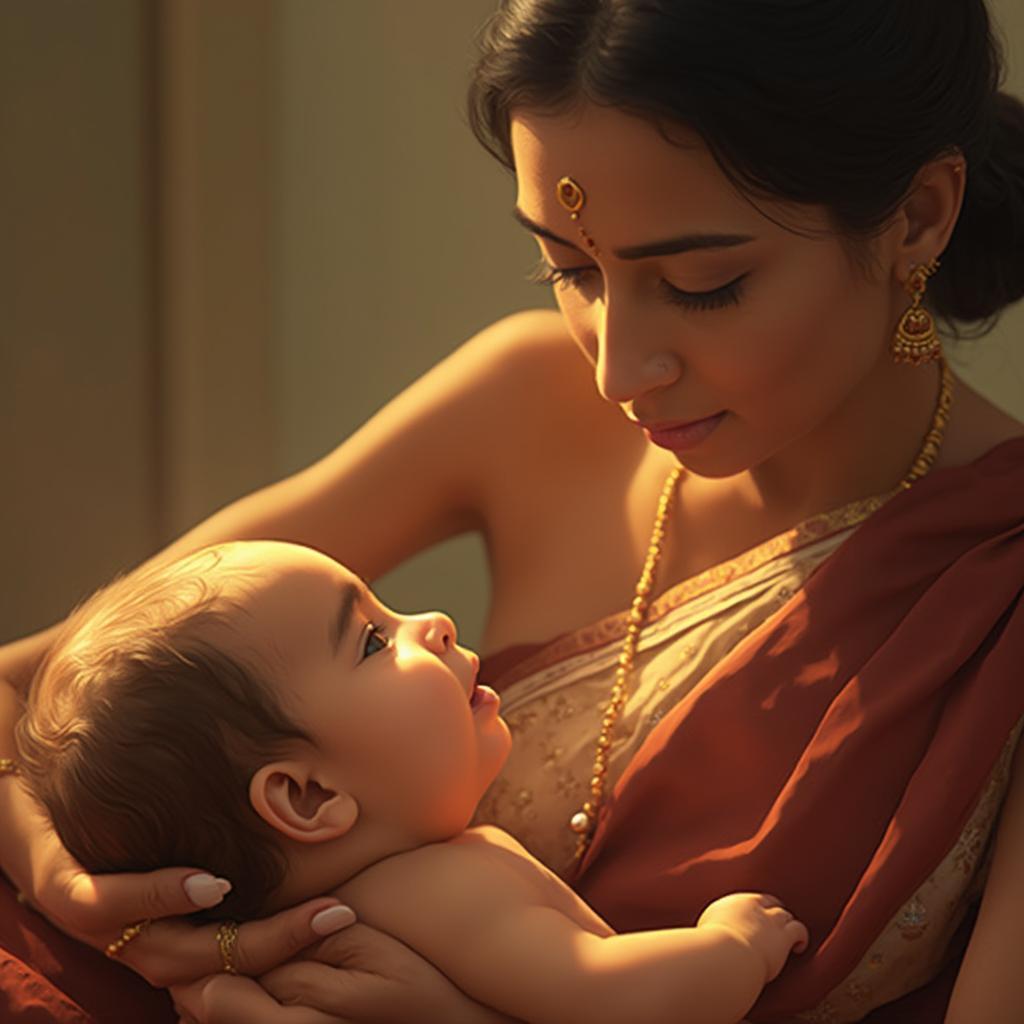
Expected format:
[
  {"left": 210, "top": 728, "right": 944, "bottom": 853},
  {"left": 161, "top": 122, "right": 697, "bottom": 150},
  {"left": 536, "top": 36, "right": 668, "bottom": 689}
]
[
  {"left": 215, "top": 920, "right": 239, "bottom": 974},
  {"left": 105, "top": 919, "right": 150, "bottom": 959}
]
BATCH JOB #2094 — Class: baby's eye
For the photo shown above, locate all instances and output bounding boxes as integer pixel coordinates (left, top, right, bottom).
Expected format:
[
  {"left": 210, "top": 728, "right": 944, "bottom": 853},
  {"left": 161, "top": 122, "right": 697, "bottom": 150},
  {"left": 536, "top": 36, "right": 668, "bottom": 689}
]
[{"left": 362, "top": 624, "right": 390, "bottom": 659}]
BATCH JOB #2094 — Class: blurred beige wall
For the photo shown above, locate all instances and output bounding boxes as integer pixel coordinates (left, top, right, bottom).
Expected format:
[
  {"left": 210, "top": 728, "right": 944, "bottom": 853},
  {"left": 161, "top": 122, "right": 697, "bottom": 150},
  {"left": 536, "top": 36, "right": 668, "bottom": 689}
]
[
  {"left": 272, "top": 1, "right": 543, "bottom": 644},
  {"left": 951, "top": 0, "right": 1024, "bottom": 418},
  {"left": 0, "top": 1, "right": 159, "bottom": 640},
  {"left": 1, "top": 0, "right": 1022, "bottom": 650}
]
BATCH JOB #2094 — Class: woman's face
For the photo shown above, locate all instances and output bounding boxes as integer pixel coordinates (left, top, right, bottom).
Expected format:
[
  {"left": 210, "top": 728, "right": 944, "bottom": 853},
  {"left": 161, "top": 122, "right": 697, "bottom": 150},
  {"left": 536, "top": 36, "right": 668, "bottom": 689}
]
[{"left": 510, "top": 102, "right": 908, "bottom": 483}]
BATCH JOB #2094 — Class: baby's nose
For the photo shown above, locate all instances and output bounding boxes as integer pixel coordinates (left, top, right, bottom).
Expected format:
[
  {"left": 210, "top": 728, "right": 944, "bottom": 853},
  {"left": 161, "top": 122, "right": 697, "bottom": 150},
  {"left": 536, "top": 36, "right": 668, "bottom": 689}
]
[{"left": 424, "top": 613, "right": 457, "bottom": 652}]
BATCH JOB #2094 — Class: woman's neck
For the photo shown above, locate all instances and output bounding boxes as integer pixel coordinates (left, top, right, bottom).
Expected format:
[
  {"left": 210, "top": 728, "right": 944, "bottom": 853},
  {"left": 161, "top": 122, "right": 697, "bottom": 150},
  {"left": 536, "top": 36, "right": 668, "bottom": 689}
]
[{"left": 718, "top": 356, "right": 945, "bottom": 526}]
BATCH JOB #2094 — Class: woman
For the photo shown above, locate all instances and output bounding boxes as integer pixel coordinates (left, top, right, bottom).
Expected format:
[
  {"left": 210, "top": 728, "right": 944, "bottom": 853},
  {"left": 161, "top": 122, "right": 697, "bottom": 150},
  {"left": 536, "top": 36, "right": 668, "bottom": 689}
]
[{"left": 3, "top": 0, "right": 1024, "bottom": 1021}]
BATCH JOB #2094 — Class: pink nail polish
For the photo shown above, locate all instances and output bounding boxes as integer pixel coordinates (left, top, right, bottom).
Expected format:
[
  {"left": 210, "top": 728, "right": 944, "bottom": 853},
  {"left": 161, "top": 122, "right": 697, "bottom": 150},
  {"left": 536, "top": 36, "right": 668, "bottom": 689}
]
[
  {"left": 184, "top": 873, "right": 231, "bottom": 908},
  {"left": 311, "top": 905, "right": 357, "bottom": 935}
]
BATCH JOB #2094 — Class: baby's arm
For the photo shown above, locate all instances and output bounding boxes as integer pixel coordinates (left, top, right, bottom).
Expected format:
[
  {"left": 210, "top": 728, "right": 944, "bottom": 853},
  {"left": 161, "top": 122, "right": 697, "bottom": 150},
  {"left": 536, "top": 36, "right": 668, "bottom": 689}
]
[
  {"left": 339, "top": 829, "right": 806, "bottom": 1024},
  {"left": 451, "top": 895, "right": 802, "bottom": 1024}
]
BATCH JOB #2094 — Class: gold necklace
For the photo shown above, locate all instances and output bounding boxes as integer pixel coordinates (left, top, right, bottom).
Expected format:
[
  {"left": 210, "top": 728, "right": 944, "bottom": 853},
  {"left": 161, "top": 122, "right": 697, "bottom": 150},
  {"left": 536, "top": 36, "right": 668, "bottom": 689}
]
[{"left": 569, "top": 357, "right": 955, "bottom": 863}]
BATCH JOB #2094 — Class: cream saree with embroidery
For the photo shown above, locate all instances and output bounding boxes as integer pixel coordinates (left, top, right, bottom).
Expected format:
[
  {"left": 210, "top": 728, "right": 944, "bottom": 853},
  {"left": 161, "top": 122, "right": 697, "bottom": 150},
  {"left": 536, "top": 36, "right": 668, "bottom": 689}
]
[{"left": 474, "top": 478, "right": 1023, "bottom": 1023}]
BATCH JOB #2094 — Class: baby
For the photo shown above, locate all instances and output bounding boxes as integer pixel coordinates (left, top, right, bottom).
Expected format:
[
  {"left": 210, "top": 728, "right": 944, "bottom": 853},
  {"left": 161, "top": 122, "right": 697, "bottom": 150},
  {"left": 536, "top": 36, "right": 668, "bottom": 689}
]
[{"left": 17, "top": 539, "right": 808, "bottom": 1024}]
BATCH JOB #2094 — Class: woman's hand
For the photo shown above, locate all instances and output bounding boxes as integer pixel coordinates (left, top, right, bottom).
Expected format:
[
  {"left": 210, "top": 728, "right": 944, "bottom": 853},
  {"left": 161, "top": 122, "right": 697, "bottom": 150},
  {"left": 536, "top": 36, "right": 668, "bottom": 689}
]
[
  {"left": 170, "top": 922, "right": 523, "bottom": 1024},
  {"left": 1, "top": 769, "right": 356, "bottom": 989},
  {"left": 257, "top": 924, "right": 523, "bottom": 1024}
]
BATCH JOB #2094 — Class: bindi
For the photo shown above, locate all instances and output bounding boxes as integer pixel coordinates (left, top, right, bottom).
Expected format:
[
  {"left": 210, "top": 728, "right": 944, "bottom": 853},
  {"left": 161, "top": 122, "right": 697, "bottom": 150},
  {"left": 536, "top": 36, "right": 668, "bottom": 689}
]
[{"left": 556, "top": 176, "right": 601, "bottom": 256}]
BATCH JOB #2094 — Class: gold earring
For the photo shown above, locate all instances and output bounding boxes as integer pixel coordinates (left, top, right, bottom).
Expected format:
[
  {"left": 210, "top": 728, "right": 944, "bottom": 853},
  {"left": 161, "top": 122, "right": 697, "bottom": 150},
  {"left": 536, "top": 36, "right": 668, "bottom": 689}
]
[
  {"left": 556, "top": 176, "right": 600, "bottom": 255},
  {"left": 891, "top": 258, "right": 942, "bottom": 366}
]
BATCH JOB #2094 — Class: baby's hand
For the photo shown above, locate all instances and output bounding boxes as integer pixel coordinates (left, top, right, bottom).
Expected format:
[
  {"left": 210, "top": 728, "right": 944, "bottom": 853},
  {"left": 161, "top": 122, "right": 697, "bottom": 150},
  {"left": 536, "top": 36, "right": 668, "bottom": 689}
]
[{"left": 696, "top": 892, "right": 809, "bottom": 983}]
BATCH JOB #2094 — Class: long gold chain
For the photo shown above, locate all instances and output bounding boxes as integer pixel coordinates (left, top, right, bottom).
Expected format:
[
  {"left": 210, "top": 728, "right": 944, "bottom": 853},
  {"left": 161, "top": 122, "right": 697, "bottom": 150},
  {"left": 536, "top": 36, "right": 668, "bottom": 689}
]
[{"left": 569, "top": 357, "right": 955, "bottom": 863}]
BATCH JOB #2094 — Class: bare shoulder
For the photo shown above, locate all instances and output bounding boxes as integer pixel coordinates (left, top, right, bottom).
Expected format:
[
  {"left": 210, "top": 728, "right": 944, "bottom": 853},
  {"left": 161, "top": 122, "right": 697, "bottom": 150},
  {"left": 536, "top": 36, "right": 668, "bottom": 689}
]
[
  {"left": 332, "top": 826, "right": 553, "bottom": 948},
  {"left": 946, "top": 731, "right": 1024, "bottom": 1022},
  {"left": 381, "top": 306, "right": 632, "bottom": 508},
  {"left": 456, "top": 308, "right": 631, "bottom": 451}
]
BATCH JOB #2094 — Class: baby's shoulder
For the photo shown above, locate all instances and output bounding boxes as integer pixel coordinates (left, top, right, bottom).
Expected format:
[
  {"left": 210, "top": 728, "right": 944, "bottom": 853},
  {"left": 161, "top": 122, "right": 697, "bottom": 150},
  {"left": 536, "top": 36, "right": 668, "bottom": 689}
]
[{"left": 333, "top": 826, "right": 554, "bottom": 931}]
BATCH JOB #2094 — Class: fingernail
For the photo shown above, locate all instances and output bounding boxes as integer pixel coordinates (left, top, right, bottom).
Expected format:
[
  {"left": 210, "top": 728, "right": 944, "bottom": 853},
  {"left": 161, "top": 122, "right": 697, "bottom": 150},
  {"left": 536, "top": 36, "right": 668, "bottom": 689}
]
[
  {"left": 311, "top": 904, "right": 357, "bottom": 935},
  {"left": 184, "top": 873, "right": 232, "bottom": 908}
]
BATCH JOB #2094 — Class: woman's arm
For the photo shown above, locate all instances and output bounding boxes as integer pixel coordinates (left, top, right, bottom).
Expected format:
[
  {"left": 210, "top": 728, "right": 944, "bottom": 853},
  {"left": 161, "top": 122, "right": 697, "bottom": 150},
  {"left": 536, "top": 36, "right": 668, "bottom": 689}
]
[
  {"left": 944, "top": 734, "right": 1024, "bottom": 1023},
  {"left": 0, "top": 308, "right": 571, "bottom": 690},
  {"left": 256, "top": 924, "right": 525, "bottom": 1024}
]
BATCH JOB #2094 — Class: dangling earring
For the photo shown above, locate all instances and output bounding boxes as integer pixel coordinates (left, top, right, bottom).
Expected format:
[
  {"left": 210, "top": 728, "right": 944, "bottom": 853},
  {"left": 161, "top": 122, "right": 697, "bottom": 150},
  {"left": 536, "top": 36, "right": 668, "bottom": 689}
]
[{"left": 891, "top": 258, "right": 942, "bottom": 366}]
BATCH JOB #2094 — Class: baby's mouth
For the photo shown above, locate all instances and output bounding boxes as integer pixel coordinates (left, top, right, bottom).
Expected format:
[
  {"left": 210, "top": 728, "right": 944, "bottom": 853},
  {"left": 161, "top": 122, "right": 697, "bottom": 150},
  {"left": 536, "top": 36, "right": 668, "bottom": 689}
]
[{"left": 469, "top": 682, "right": 500, "bottom": 712}]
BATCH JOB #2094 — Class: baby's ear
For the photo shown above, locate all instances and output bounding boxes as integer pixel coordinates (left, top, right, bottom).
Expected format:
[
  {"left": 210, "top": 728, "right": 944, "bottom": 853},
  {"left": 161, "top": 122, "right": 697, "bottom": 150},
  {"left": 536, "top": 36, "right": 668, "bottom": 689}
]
[{"left": 249, "top": 762, "right": 358, "bottom": 844}]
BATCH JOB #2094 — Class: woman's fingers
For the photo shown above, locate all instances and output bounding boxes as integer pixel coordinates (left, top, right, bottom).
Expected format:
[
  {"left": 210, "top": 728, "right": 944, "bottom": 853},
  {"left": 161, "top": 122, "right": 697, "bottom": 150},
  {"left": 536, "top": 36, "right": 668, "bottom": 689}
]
[
  {"left": 262, "top": 960, "right": 384, "bottom": 1018},
  {"left": 117, "top": 898, "right": 357, "bottom": 988},
  {"left": 230, "top": 902, "right": 358, "bottom": 977},
  {"left": 264, "top": 923, "right": 487, "bottom": 1022},
  {"left": 173, "top": 974, "right": 349, "bottom": 1024},
  {"left": 62, "top": 867, "right": 233, "bottom": 933}
]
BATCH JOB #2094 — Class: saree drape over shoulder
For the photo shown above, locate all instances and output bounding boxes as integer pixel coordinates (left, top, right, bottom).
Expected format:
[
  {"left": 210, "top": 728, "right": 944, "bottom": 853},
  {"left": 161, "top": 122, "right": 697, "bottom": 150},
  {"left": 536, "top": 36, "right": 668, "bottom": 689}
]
[{"left": 477, "top": 437, "right": 1024, "bottom": 1023}]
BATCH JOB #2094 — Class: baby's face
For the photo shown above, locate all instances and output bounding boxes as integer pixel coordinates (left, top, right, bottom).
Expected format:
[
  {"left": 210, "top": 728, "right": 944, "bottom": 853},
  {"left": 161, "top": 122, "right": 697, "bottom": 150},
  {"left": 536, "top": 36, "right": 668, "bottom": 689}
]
[{"left": 210, "top": 540, "right": 511, "bottom": 842}]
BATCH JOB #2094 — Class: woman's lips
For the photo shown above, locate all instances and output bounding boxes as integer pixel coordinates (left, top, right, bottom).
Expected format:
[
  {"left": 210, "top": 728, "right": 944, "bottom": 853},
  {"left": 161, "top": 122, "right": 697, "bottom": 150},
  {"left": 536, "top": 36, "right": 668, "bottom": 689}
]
[{"left": 642, "top": 411, "right": 727, "bottom": 452}]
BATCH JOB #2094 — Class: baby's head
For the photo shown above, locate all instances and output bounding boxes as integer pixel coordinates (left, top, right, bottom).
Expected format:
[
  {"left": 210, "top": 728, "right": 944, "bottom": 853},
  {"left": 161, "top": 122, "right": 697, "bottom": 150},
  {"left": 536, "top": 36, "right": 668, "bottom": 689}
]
[{"left": 16, "top": 540, "right": 510, "bottom": 919}]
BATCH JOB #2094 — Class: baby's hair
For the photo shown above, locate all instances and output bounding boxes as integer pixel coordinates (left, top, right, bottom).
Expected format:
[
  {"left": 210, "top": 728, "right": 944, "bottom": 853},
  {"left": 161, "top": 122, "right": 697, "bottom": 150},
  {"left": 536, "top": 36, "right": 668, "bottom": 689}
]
[{"left": 16, "top": 546, "right": 310, "bottom": 921}]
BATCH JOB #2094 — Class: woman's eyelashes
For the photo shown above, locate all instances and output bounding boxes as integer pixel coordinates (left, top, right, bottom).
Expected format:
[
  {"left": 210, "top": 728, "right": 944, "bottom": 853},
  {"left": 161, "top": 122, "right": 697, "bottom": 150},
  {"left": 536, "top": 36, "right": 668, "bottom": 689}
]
[
  {"left": 526, "top": 259, "right": 747, "bottom": 312},
  {"left": 360, "top": 622, "right": 391, "bottom": 660}
]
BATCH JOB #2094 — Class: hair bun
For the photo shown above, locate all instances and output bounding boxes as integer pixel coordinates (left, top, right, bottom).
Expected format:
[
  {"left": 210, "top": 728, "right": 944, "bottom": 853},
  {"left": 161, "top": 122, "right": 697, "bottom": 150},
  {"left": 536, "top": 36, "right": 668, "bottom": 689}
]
[{"left": 934, "top": 90, "right": 1024, "bottom": 327}]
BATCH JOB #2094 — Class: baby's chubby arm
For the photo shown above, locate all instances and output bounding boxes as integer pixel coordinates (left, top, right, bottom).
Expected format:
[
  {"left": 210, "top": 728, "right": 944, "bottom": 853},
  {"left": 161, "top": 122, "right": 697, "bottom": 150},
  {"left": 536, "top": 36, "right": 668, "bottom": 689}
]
[
  {"left": 448, "top": 896, "right": 802, "bottom": 1024},
  {"left": 337, "top": 827, "right": 807, "bottom": 1024}
]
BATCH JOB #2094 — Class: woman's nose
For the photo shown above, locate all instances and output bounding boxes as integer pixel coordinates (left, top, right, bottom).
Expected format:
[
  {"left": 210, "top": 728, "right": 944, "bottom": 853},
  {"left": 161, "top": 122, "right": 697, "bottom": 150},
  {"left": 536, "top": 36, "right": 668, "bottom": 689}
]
[{"left": 592, "top": 308, "right": 682, "bottom": 405}]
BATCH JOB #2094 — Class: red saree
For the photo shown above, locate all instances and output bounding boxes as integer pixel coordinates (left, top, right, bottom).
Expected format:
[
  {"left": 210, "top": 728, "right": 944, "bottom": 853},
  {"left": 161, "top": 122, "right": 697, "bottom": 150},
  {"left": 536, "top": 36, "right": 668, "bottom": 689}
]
[{"left": 572, "top": 437, "right": 1024, "bottom": 1020}]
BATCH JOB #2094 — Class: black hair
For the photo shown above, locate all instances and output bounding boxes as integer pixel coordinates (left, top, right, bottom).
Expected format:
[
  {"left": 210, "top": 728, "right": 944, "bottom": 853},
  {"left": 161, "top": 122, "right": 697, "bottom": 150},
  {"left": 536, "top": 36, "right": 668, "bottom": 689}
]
[{"left": 467, "top": 0, "right": 1024, "bottom": 336}]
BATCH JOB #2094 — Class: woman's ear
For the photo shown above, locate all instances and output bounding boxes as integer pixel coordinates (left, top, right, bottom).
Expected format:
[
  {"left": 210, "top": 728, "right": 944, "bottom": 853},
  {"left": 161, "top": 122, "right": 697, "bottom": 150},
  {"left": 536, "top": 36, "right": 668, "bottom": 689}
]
[
  {"left": 889, "top": 152, "right": 967, "bottom": 276},
  {"left": 249, "top": 761, "right": 359, "bottom": 844}
]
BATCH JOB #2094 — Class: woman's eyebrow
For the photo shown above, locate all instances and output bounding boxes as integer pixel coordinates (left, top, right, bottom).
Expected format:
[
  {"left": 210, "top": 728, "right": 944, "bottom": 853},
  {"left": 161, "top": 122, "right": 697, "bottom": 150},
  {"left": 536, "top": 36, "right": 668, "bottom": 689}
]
[
  {"left": 330, "top": 580, "right": 360, "bottom": 656},
  {"left": 511, "top": 206, "right": 755, "bottom": 260}
]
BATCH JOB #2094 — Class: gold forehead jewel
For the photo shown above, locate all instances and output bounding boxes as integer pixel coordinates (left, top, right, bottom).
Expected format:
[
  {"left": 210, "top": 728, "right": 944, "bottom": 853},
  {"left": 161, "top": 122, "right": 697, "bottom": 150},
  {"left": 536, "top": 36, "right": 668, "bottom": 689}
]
[
  {"left": 555, "top": 176, "right": 600, "bottom": 254},
  {"left": 557, "top": 176, "right": 586, "bottom": 216}
]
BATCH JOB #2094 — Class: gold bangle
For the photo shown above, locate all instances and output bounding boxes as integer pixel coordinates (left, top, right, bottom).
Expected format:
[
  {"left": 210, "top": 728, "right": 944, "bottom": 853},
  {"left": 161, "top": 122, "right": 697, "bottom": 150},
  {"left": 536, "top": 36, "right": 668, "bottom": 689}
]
[
  {"left": 0, "top": 758, "right": 19, "bottom": 777},
  {"left": 104, "top": 919, "right": 150, "bottom": 959},
  {"left": 215, "top": 920, "right": 239, "bottom": 974}
]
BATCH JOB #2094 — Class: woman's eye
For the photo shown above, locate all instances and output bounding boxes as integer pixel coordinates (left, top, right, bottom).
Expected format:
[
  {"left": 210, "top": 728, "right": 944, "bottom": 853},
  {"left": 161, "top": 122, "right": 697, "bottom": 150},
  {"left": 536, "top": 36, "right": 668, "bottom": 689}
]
[
  {"left": 361, "top": 624, "right": 390, "bottom": 659},
  {"left": 526, "top": 259, "right": 747, "bottom": 312},
  {"left": 659, "top": 274, "right": 747, "bottom": 312},
  {"left": 526, "top": 261, "right": 596, "bottom": 291}
]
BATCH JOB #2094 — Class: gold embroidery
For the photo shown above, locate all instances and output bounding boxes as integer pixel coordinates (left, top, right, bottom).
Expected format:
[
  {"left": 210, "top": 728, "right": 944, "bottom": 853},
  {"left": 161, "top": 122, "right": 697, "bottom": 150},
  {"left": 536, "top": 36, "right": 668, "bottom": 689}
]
[
  {"left": 845, "top": 979, "right": 872, "bottom": 1002},
  {"left": 798, "top": 717, "right": 1024, "bottom": 1023},
  {"left": 896, "top": 896, "right": 928, "bottom": 940},
  {"left": 496, "top": 491, "right": 891, "bottom": 687},
  {"left": 798, "top": 999, "right": 839, "bottom": 1024}
]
